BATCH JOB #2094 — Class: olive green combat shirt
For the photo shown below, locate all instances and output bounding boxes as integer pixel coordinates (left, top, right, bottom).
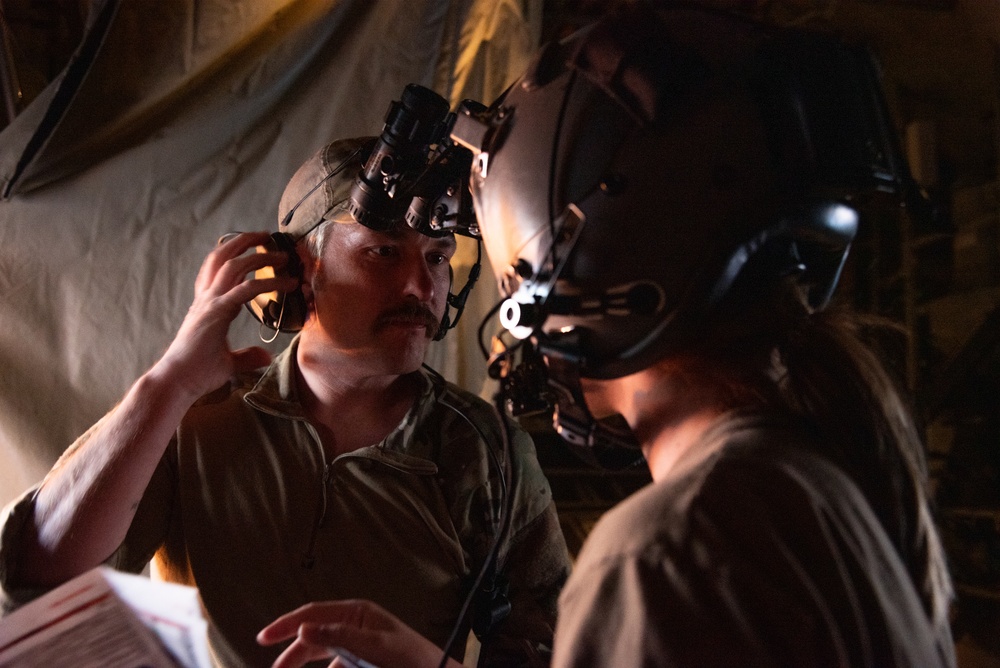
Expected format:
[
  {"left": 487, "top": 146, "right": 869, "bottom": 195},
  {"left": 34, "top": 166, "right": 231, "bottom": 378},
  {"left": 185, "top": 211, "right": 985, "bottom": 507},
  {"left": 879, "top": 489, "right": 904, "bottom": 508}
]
[{"left": 0, "top": 338, "right": 571, "bottom": 667}]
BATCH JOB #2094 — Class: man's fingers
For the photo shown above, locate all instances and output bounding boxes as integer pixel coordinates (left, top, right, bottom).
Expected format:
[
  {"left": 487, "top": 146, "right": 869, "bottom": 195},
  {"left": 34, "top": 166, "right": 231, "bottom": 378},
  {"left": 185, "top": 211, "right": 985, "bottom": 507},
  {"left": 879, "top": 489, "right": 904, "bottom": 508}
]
[
  {"left": 197, "top": 232, "right": 286, "bottom": 293},
  {"left": 229, "top": 273, "right": 300, "bottom": 304},
  {"left": 300, "top": 622, "right": 356, "bottom": 646},
  {"left": 210, "top": 249, "right": 293, "bottom": 293},
  {"left": 264, "top": 618, "right": 377, "bottom": 668},
  {"left": 258, "top": 601, "right": 447, "bottom": 668},
  {"left": 260, "top": 602, "right": 358, "bottom": 645},
  {"left": 269, "top": 636, "right": 339, "bottom": 668},
  {"left": 214, "top": 231, "right": 273, "bottom": 259},
  {"left": 258, "top": 605, "right": 317, "bottom": 645},
  {"left": 275, "top": 623, "right": 384, "bottom": 668}
]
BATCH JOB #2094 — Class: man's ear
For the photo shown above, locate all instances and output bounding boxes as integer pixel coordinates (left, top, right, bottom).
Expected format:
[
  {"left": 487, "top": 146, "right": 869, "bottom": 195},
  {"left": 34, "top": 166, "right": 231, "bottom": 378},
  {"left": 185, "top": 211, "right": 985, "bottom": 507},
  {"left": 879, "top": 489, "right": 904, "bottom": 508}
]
[{"left": 297, "top": 245, "right": 316, "bottom": 306}]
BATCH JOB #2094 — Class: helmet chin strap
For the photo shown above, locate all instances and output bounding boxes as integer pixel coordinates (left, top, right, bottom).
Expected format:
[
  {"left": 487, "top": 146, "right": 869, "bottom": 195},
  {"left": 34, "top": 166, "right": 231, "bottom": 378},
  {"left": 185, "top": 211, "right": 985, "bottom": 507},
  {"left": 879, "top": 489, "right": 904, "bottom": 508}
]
[
  {"left": 433, "top": 240, "right": 482, "bottom": 341},
  {"left": 536, "top": 336, "right": 644, "bottom": 470}
]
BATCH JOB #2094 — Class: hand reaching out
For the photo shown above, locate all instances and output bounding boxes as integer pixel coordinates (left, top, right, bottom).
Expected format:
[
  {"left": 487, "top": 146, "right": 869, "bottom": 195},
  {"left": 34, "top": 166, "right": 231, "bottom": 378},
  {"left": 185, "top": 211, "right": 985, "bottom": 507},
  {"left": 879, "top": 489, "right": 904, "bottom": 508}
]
[{"left": 258, "top": 600, "right": 464, "bottom": 668}]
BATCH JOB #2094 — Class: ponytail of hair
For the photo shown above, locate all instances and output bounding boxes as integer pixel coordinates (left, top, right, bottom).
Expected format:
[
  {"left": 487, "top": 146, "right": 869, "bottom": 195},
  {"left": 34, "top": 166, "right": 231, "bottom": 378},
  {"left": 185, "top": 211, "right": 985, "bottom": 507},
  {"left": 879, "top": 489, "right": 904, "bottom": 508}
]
[{"left": 775, "top": 295, "right": 953, "bottom": 630}]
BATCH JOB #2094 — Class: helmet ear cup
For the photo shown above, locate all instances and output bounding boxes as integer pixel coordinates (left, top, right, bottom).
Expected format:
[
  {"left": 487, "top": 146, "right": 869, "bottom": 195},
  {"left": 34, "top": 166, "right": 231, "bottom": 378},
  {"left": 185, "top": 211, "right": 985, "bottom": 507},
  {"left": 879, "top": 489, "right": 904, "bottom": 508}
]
[
  {"left": 708, "top": 200, "right": 859, "bottom": 313},
  {"left": 245, "top": 232, "right": 308, "bottom": 332}
]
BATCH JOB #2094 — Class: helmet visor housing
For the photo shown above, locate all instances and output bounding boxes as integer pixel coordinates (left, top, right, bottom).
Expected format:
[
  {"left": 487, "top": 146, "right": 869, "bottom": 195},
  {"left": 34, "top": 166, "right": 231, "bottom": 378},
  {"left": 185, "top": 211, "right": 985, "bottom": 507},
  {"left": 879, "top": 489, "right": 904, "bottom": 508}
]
[{"left": 469, "top": 5, "right": 901, "bottom": 380}]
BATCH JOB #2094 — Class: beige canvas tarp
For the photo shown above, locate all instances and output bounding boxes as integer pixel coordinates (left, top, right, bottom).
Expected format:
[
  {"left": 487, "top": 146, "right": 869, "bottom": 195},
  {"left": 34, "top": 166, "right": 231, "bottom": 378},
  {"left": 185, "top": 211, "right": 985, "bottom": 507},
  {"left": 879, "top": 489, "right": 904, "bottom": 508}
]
[{"left": 0, "top": 0, "right": 542, "bottom": 506}]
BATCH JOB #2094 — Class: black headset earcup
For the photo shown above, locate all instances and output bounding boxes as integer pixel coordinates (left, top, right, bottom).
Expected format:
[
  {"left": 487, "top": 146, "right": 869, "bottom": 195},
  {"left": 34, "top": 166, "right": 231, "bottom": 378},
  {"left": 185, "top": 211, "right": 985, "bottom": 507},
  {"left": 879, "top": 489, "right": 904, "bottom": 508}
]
[
  {"left": 245, "top": 232, "right": 308, "bottom": 332},
  {"left": 707, "top": 200, "right": 858, "bottom": 312},
  {"left": 247, "top": 290, "right": 308, "bottom": 332}
]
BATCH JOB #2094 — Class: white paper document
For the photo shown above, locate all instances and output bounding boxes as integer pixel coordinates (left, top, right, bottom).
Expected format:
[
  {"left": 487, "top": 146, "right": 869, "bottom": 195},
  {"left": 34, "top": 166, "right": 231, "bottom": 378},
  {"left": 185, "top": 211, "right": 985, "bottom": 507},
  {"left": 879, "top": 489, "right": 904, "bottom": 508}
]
[{"left": 0, "top": 566, "right": 211, "bottom": 668}]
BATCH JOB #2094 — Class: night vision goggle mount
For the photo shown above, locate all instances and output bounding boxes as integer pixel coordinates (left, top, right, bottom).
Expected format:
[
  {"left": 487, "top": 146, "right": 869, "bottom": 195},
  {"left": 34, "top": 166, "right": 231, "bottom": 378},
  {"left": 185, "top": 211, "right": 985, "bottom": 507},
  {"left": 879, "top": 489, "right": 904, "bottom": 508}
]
[{"left": 349, "top": 83, "right": 485, "bottom": 240}]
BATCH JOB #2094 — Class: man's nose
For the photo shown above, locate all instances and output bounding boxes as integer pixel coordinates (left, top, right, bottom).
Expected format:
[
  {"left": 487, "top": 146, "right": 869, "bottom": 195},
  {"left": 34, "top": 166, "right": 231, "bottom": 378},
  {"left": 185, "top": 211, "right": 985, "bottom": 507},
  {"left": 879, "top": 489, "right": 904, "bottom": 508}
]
[{"left": 401, "top": 255, "right": 438, "bottom": 302}]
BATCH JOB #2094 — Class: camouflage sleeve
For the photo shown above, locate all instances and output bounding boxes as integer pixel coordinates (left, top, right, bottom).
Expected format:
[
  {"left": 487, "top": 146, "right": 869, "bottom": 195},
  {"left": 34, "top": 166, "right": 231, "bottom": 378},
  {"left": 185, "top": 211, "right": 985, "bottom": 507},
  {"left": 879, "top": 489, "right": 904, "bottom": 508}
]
[
  {"left": 0, "top": 413, "right": 176, "bottom": 613},
  {"left": 476, "top": 424, "right": 572, "bottom": 668},
  {"left": 0, "top": 486, "right": 50, "bottom": 613},
  {"left": 108, "top": 447, "right": 176, "bottom": 573}
]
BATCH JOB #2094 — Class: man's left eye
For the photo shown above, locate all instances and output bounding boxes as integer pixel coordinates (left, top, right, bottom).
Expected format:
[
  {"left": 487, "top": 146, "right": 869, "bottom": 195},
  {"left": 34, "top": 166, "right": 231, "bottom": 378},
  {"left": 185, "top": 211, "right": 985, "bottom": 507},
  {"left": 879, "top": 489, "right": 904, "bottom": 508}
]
[{"left": 428, "top": 253, "right": 449, "bottom": 265}]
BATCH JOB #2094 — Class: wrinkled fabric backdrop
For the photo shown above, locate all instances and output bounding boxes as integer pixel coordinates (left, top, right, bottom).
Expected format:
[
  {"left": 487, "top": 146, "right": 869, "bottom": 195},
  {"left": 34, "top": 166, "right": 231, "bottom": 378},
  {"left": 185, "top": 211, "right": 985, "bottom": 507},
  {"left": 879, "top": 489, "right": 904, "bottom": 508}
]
[{"left": 0, "top": 0, "right": 541, "bottom": 506}]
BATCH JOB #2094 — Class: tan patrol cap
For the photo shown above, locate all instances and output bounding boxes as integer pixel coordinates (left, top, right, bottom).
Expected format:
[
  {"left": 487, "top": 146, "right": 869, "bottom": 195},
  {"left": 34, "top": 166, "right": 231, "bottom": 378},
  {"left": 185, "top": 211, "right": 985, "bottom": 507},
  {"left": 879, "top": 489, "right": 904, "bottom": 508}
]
[{"left": 277, "top": 136, "right": 376, "bottom": 240}]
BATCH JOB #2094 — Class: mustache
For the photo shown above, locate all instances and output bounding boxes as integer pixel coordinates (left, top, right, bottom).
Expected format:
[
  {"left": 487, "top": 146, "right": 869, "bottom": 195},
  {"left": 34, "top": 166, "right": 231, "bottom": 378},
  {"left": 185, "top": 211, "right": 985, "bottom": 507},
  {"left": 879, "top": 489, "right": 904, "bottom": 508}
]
[{"left": 374, "top": 303, "right": 442, "bottom": 336}]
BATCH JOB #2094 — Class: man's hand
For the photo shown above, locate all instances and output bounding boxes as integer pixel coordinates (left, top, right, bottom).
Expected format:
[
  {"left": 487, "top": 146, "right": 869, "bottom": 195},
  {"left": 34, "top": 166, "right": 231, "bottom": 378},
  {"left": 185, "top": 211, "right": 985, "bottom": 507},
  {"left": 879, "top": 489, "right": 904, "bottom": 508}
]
[
  {"left": 258, "top": 600, "right": 463, "bottom": 668},
  {"left": 15, "top": 232, "right": 303, "bottom": 587},
  {"left": 153, "top": 231, "right": 300, "bottom": 401}
]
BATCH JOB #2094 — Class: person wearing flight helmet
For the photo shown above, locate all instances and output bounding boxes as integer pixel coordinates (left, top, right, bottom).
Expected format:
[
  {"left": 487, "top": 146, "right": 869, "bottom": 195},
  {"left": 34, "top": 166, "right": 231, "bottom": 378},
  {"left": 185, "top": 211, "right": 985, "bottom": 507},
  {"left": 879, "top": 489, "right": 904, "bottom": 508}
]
[
  {"left": 0, "top": 128, "right": 571, "bottom": 667},
  {"left": 257, "top": 3, "right": 956, "bottom": 668}
]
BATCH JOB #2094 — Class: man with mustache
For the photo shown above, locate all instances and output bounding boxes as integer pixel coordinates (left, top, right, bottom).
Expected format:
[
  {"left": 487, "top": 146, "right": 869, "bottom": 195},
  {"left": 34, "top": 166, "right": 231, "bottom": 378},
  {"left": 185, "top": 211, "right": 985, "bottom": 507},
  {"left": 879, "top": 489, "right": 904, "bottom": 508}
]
[
  {"left": 0, "top": 136, "right": 571, "bottom": 667},
  {"left": 257, "top": 4, "right": 956, "bottom": 667}
]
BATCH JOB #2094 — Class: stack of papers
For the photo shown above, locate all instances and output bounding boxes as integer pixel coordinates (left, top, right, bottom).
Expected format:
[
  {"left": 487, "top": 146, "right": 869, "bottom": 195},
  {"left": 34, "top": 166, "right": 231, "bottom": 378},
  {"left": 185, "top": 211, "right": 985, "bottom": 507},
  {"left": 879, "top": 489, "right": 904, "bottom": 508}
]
[{"left": 0, "top": 566, "right": 211, "bottom": 668}]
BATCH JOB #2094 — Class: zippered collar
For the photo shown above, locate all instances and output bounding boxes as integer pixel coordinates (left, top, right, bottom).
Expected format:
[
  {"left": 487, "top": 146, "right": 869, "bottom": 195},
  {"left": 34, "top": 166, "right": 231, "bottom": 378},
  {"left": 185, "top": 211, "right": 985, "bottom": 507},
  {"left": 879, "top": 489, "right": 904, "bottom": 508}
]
[
  {"left": 243, "top": 336, "right": 308, "bottom": 419},
  {"left": 243, "top": 335, "right": 443, "bottom": 472}
]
